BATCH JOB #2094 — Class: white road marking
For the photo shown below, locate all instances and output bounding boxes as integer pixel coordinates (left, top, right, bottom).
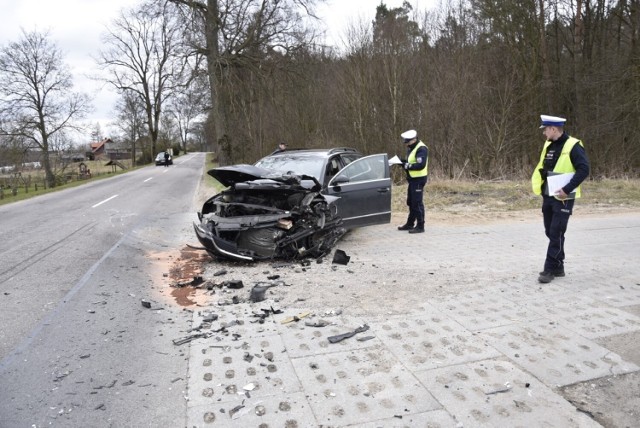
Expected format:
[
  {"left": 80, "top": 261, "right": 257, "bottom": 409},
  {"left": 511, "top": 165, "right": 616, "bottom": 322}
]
[
  {"left": 92, "top": 194, "right": 119, "bottom": 208},
  {"left": 144, "top": 177, "right": 153, "bottom": 182}
]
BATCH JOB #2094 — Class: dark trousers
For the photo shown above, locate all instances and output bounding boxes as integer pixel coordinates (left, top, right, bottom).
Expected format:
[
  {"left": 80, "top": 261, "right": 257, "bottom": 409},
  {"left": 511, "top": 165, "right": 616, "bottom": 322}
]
[
  {"left": 541, "top": 196, "right": 575, "bottom": 271},
  {"left": 405, "top": 177, "right": 427, "bottom": 227}
]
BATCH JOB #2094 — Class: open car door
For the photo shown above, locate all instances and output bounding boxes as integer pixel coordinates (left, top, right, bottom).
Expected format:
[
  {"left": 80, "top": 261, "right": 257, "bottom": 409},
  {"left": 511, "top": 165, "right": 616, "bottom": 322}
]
[{"left": 325, "top": 154, "right": 391, "bottom": 229}]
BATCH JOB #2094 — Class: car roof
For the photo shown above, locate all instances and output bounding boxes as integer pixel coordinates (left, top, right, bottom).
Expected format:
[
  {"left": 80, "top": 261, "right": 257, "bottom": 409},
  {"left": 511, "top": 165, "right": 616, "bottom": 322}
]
[{"left": 265, "top": 147, "right": 360, "bottom": 157}]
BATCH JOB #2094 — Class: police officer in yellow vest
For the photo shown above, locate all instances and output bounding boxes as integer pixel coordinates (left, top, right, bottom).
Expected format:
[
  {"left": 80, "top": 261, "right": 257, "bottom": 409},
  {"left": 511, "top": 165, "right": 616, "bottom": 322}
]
[
  {"left": 397, "top": 129, "right": 429, "bottom": 234},
  {"left": 532, "top": 115, "right": 590, "bottom": 283}
]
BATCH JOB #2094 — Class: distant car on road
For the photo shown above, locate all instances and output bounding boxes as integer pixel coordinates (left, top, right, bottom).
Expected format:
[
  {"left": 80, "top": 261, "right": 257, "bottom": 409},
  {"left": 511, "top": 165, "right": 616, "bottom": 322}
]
[
  {"left": 155, "top": 152, "right": 173, "bottom": 166},
  {"left": 193, "top": 147, "right": 391, "bottom": 261}
]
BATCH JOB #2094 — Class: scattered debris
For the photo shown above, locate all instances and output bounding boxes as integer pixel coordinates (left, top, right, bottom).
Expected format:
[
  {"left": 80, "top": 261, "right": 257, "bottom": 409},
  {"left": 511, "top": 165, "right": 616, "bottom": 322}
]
[
  {"left": 281, "top": 312, "right": 311, "bottom": 324},
  {"left": 332, "top": 249, "right": 350, "bottom": 265},
  {"left": 486, "top": 382, "right": 512, "bottom": 395},
  {"left": 201, "top": 313, "right": 219, "bottom": 323},
  {"left": 224, "top": 280, "right": 244, "bottom": 289},
  {"left": 305, "top": 319, "right": 330, "bottom": 328},
  {"left": 213, "top": 269, "right": 228, "bottom": 276},
  {"left": 357, "top": 335, "right": 375, "bottom": 342},
  {"left": 172, "top": 332, "right": 212, "bottom": 346},
  {"left": 141, "top": 299, "right": 151, "bottom": 308},
  {"left": 249, "top": 283, "right": 276, "bottom": 302},
  {"left": 228, "top": 404, "right": 245, "bottom": 418},
  {"left": 186, "top": 243, "right": 206, "bottom": 250},
  {"left": 328, "top": 324, "right": 370, "bottom": 343}
]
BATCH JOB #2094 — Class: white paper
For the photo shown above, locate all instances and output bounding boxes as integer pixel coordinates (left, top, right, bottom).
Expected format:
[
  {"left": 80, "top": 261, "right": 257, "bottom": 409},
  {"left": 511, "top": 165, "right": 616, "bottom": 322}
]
[
  {"left": 547, "top": 172, "right": 574, "bottom": 195},
  {"left": 388, "top": 155, "right": 402, "bottom": 165}
]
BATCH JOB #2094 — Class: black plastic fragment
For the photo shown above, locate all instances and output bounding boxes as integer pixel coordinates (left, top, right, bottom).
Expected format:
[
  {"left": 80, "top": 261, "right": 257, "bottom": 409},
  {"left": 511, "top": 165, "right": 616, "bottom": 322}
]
[
  {"left": 328, "top": 324, "right": 369, "bottom": 343},
  {"left": 332, "top": 249, "right": 350, "bottom": 265}
]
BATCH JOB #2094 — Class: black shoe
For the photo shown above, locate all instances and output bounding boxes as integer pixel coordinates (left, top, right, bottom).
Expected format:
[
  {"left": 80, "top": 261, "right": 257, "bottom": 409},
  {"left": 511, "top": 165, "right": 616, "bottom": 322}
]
[
  {"left": 538, "top": 271, "right": 555, "bottom": 283},
  {"left": 397, "top": 224, "right": 414, "bottom": 231},
  {"left": 538, "top": 269, "right": 565, "bottom": 278},
  {"left": 408, "top": 227, "right": 425, "bottom": 234}
]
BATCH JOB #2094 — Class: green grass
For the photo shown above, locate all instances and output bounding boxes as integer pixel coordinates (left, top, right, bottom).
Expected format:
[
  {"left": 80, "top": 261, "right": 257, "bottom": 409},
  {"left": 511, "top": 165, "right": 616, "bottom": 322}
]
[{"left": 0, "top": 159, "right": 146, "bottom": 206}]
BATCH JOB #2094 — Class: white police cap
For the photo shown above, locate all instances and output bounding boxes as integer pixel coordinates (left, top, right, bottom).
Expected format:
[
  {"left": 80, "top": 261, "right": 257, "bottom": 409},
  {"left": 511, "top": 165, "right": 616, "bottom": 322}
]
[
  {"left": 401, "top": 129, "right": 417, "bottom": 140},
  {"left": 540, "top": 115, "right": 566, "bottom": 128}
]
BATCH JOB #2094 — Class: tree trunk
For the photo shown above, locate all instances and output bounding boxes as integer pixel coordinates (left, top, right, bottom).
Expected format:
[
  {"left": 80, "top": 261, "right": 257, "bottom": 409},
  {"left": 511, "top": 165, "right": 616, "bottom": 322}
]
[
  {"left": 538, "top": 0, "right": 553, "bottom": 109},
  {"left": 206, "top": 0, "right": 230, "bottom": 166}
]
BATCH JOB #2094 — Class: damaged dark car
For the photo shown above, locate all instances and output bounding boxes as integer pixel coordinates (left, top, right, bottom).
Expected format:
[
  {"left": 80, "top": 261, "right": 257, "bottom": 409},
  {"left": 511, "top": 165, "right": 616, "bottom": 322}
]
[{"left": 194, "top": 148, "right": 391, "bottom": 262}]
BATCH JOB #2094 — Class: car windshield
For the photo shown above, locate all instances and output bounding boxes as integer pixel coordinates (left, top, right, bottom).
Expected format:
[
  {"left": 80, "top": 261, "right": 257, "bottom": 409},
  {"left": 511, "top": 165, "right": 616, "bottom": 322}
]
[{"left": 255, "top": 154, "right": 325, "bottom": 181}]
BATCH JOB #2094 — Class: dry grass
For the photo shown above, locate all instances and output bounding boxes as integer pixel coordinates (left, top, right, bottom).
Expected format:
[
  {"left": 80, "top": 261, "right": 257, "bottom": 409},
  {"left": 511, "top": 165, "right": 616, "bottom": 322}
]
[
  {"left": 391, "top": 178, "right": 640, "bottom": 224},
  {"left": 5, "top": 154, "right": 639, "bottom": 220}
]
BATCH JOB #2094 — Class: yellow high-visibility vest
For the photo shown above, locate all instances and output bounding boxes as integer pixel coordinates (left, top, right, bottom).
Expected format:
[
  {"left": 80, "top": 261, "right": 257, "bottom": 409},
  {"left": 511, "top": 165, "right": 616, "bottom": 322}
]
[
  {"left": 531, "top": 136, "right": 583, "bottom": 199},
  {"left": 408, "top": 141, "right": 428, "bottom": 178}
]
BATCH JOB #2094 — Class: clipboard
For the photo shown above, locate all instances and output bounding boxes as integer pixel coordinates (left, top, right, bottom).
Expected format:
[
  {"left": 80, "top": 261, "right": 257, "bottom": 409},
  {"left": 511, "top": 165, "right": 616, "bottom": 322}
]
[{"left": 547, "top": 172, "right": 574, "bottom": 197}]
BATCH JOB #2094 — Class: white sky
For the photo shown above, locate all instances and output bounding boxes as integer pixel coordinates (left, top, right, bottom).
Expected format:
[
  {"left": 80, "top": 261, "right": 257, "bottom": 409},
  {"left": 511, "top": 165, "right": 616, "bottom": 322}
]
[{"left": 0, "top": 0, "right": 433, "bottom": 140}]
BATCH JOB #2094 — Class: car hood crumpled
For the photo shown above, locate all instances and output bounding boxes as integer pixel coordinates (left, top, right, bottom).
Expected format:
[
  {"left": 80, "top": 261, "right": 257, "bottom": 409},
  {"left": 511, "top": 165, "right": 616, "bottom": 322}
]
[{"left": 208, "top": 164, "right": 321, "bottom": 190}]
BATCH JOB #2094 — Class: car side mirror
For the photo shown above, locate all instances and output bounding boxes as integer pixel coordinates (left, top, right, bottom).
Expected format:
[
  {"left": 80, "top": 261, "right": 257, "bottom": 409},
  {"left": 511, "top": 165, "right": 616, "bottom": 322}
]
[{"left": 332, "top": 174, "right": 349, "bottom": 185}]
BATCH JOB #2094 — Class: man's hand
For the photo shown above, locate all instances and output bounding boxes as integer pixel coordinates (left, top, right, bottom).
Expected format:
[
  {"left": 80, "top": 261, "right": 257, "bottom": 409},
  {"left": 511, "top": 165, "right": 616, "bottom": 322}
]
[{"left": 555, "top": 188, "right": 568, "bottom": 200}]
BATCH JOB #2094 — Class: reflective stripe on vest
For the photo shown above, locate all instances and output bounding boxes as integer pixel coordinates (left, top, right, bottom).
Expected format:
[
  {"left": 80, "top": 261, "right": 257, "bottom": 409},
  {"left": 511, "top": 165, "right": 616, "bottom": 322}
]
[
  {"left": 408, "top": 141, "right": 428, "bottom": 178},
  {"left": 531, "top": 136, "right": 583, "bottom": 198}
]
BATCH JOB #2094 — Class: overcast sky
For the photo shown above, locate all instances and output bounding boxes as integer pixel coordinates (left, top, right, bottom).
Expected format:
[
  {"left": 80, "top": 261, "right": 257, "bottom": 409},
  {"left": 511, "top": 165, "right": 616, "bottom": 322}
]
[{"left": 0, "top": 0, "right": 432, "bottom": 140}]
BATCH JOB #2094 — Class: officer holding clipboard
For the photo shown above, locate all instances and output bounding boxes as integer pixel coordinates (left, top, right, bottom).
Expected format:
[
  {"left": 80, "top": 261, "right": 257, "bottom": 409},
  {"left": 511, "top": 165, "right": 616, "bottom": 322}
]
[{"left": 531, "top": 115, "right": 590, "bottom": 283}]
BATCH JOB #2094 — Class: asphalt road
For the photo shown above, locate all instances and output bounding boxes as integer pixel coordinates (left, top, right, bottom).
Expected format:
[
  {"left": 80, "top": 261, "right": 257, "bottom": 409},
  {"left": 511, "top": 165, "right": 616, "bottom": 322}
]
[{"left": 0, "top": 153, "right": 206, "bottom": 427}]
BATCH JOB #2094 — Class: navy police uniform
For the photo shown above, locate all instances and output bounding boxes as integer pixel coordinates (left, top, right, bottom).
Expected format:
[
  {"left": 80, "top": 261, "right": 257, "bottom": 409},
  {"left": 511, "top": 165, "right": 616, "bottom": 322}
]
[
  {"left": 532, "top": 115, "right": 589, "bottom": 283},
  {"left": 397, "top": 129, "right": 429, "bottom": 234}
]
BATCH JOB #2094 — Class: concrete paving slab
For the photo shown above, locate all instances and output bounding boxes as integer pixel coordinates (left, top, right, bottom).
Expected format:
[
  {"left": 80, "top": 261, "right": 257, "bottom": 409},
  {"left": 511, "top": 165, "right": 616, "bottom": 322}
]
[
  {"left": 568, "top": 282, "right": 640, "bottom": 308},
  {"left": 290, "top": 346, "right": 442, "bottom": 426},
  {"left": 184, "top": 330, "right": 307, "bottom": 428},
  {"left": 427, "top": 289, "right": 544, "bottom": 331},
  {"left": 496, "top": 280, "right": 571, "bottom": 301},
  {"left": 526, "top": 294, "right": 640, "bottom": 339},
  {"left": 350, "top": 409, "right": 459, "bottom": 428},
  {"left": 369, "top": 312, "right": 501, "bottom": 371},
  {"left": 480, "top": 320, "right": 639, "bottom": 387},
  {"left": 189, "top": 303, "right": 284, "bottom": 343},
  {"left": 275, "top": 312, "right": 376, "bottom": 358},
  {"left": 415, "top": 359, "right": 602, "bottom": 428},
  {"left": 186, "top": 391, "right": 317, "bottom": 427},
  {"left": 186, "top": 332, "right": 302, "bottom": 407}
]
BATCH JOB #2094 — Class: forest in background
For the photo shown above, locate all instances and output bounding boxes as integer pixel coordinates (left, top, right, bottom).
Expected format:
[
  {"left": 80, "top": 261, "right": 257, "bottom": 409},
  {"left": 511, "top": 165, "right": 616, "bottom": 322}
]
[{"left": 212, "top": 0, "right": 639, "bottom": 179}]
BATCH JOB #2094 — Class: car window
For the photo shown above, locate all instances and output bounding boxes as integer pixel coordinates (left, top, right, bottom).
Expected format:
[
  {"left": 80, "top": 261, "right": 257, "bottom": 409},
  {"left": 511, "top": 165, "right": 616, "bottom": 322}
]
[
  {"left": 341, "top": 154, "right": 360, "bottom": 166},
  {"left": 254, "top": 154, "right": 324, "bottom": 181},
  {"left": 331, "top": 154, "right": 387, "bottom": 184},
  {"left": 327, "top": 157, "right": 341, "bottom": 177}
]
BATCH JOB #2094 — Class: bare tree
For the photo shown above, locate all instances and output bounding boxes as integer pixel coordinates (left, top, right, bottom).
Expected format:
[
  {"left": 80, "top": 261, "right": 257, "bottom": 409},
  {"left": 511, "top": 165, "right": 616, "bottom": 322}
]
[
  {"left": 112, "top": 90, "right": 147, "bottom": 165},
  {"left": 97, "top": 0, "right": 189, "bottom": 158},
  {"left": 0, "top": 30, "right": 91, "bottom": 187},
  {"left": 167, "top": 76, "right": 208, "bottom": 153},
  {"left": 90, "top": 122, "right": 104, "bottom": 143},
  {"left": 169, "top": 0, "right": 324, "bottom": 165}
]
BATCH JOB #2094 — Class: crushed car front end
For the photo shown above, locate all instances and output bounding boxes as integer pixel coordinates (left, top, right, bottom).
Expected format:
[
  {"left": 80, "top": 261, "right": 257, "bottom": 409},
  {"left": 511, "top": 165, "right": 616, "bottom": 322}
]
[{"left": 194, "top": 166, "right": 345, "bottom": 262}]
